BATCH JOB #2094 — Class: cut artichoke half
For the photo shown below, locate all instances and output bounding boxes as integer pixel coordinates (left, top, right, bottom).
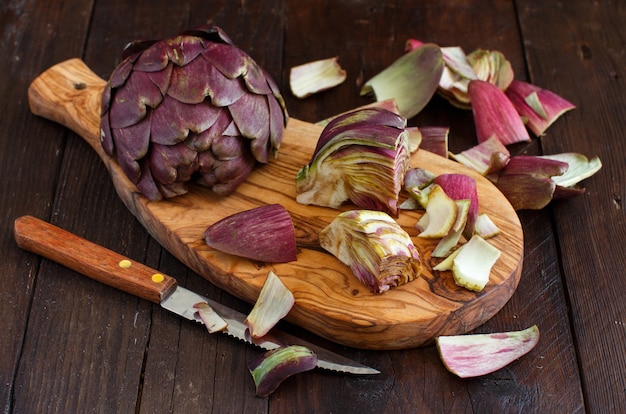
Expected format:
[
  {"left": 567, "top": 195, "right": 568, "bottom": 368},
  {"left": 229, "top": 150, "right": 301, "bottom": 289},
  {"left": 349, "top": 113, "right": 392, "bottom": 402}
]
[
  {"left": 295, "top": 108, "right": 410, "bottom": 217},
  {"left": 319, "top": 210, "right": 422, "bottom": 294}
]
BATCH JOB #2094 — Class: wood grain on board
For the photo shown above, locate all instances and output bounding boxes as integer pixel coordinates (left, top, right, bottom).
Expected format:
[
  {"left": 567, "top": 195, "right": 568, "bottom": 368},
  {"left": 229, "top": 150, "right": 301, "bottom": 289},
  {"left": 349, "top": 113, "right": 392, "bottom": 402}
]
[{"left": 28, "top": 58, "right": 523, "bottom": 349}]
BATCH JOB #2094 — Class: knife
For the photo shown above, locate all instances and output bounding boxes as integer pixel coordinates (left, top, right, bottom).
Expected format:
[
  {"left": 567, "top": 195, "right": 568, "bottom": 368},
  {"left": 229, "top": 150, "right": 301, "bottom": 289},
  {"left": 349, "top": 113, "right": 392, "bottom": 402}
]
[{"left": 13, "top": 215, "right": 379, "bottom": 375}]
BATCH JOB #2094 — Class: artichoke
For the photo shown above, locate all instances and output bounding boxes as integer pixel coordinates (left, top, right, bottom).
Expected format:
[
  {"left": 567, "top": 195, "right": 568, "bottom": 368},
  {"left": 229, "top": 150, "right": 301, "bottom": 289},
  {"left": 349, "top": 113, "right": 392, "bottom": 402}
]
[
  {"left": 100, "top": 25, "right": 288, "bottom": 200},
  {"left": 295, "top": 108, "right": 410, "bottom": 217},
  {"left": 319, "top": 210, "right": 422, "bottom": 293}
]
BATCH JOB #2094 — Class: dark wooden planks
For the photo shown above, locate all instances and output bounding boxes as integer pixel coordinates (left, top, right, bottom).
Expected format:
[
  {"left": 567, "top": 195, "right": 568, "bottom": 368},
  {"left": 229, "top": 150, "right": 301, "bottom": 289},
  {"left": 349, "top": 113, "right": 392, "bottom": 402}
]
[
  {"left": 2, "top": 0, "right": 615, "bottom": 412},
  {"left": 517, "top": 1, "right": 626, "bottom": 411},
  {"left": 279, "top": 1, "right": 583, "bottom": 413},
  {"left": 0, "top": 0, "right": 96, "bottom": 412}
]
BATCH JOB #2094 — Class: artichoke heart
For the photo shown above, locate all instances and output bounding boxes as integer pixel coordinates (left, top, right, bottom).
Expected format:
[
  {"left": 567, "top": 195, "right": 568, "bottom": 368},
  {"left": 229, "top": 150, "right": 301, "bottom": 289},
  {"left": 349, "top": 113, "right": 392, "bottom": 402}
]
[
  {"left": 320, "top": 210, "right": 422, "bottom": 293},
  {"left": 296, "top": 108, "right": 410, "bottom": 217},
  {"left": 100, "top": 25, "right": 288, "bottom": 200}
]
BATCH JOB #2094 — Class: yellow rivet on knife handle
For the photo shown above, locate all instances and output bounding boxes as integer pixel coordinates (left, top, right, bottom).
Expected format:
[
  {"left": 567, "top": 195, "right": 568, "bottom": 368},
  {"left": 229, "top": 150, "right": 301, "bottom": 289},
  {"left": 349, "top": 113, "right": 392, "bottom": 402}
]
[
  {"left": 152, "top": 273, "right": 165, "bottom": 283},
  {"left": 118, "top": 259, "right": 132, "bottom": 269}
]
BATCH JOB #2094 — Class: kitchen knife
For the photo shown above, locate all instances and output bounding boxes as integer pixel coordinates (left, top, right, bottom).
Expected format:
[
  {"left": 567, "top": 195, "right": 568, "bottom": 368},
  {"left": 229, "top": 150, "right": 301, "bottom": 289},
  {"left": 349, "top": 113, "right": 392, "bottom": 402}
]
[{"left": 13, "top": 215, "right": 379, "bottom": 375}]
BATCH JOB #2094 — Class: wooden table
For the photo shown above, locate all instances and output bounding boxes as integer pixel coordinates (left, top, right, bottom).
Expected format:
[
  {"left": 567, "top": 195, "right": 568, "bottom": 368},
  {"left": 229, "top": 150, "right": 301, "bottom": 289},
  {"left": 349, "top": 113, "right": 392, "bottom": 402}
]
[{"left": 1, "top": 1, "right": 624, "bottom": 412}]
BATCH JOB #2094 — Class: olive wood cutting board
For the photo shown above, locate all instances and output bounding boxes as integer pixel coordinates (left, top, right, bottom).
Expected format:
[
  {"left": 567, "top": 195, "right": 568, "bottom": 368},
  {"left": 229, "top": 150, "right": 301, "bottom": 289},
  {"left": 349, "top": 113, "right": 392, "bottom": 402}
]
[{"left": 27, "top": 58, "right": 523, "bottom": 350}]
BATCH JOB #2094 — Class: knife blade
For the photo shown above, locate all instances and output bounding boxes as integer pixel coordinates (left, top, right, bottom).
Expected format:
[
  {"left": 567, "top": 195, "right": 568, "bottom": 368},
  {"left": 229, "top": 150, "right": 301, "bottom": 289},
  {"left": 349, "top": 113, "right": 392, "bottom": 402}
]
[{"left": 13, "top": 215, "right": 379, "bottom": 375}]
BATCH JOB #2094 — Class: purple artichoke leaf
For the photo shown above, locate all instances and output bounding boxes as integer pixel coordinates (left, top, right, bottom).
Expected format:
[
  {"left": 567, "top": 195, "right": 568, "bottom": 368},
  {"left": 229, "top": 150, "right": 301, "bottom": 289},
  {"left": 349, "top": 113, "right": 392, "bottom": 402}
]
[
  {"left": 243, "top": 61, "right": 273, "bottom": 95},
  {"left": 121, "top": 39, "right": 159, "bottom": 61},
  {"left": 201, "top": 42, "right": 247, "bottom": 79},
  {"left": 210, "top": 174, "right": 249, "bottom": 195},
  {"left": 197, "top": 150, "right": 215, "bottom": 172},
  {"left": 312, "top": 109, "right": 406, "bottom": 159},
  {"left": 126, "top": 69, "right": 166, "bottom": 110},
  {"left": 185, "top": 109, "right": 230, "bottom": 152},
  {"left": 197, "top": 174, "right": 217, "bottom": 189},
  {"left": 173, "top": 144, "right": 199, "bottom": 182},
  {"left": 262, "top": 67, "right": 286, "bottom": 109},
  {"left": 167, "top": 58, "right": 216, "bottom": 104},
  {"left": 111, "top": 112, "right": 151, "bottom": 162},
  {"left": 203, "top": 204, "right": 297, "bottom": 262},
  {"left": 505, "top": 80, "right": 576, "bottom": 136},
  {"left": 497, "top": 173, "right": 557, "bottom": 210},
  {"left": 249, "top": 134, "right": 272, "bottom": 164},
  {"left": 115, "top": 150, "right": 142, "bottom": 184},
  {"left": 403, "top": 168, "right": 436, "bottom": 191},
  {"left": 100, "top": 83, "right": 112, "bottom": 116},
  {"left": 149, "top": 96, "right": 216, "bottom": 145},
  {"left": 148, "top": 96, "right": 189, "bottom": 144},
  {"left": 223, "top": 120, "right": 241, "bottom": 136},
  {"left": 229, "top": 93, "right": 271, "bottom": 160},
  {"left": 205, "top": 65, "right": 248, "bottom": 107},
  {"left": 206, "top": 148, "right": 255, "bottom": 195},
  {"left": 468, "top": 80, "right": 531, "bottom": 145},
  {"left": 185, "top": 130, "right": 214, "bottom": 153},
  {"left": 148, "top": 142, "right": 198, "bottom": 185},
  {"left": 248, "top": 345, "right": 317, "bottom": 398},
  {"left": 418, "top": 126, "right": 450, "bottom": 158},
  {"left": 506, "top": 155, "right": 568, "bottom": 177},
  {"left": 135, "top": 159, "right": 164, "bottom": 201},
  {"left": 175, "top": 100, "right": 223, "bottom": 136},
  {"left": 180, "top": 25, "right": 234, "bottom": 46},
  {"left": 148, "top": 155, "right": 178, "bottom": 185},
  {"left": 108, "top": 57, "right": 134, "bottom": 89},
  {"left": 211, "top": 135, "right": 246, "bottom": 159},
  {"left": 130, "top": 42, "right": 170, "bottom": 73},
  {"left": 157, "top": 181, "right": 189, "bottom": 199},
  {"left": 145, "top": 62, "right": 173, "bottom": 96},
  {"left": 268, "top": 96, "right": 286, "bottom": 155},
  {"left": 164, "top": 35, "right": 206, "bottom": 67},
  {"left": 176, "top": 162, "right": 199, "bottom": 183},
  {"left": 495, "top": 155, "right": 568, "bottom": 210},
  {"left": 109, "top": 79, "right": 152, "bottom": 130},
  {"left": 100, "top": 113, "right": 115, "bottom": 156},
  {"left": 213, "top": 152, "right": 256, "bottom": 183}
]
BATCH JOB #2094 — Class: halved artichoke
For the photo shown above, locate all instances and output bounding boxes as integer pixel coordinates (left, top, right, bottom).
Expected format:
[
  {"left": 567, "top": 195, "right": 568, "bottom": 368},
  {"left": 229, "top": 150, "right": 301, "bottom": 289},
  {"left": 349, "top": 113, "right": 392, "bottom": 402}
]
[
  {"left": 319, "top": 210, "right": 422, "bottom": 293},
  {"left": 295, "top": 108, "right": 410, "bottom": 217}
]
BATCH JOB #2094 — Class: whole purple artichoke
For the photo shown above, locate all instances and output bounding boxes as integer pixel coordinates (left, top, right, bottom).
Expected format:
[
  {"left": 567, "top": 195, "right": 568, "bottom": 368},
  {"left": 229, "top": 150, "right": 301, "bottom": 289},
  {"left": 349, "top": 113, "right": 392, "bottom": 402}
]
[{"left": 100, "top": 25, "right": 288, "bottom": 200}]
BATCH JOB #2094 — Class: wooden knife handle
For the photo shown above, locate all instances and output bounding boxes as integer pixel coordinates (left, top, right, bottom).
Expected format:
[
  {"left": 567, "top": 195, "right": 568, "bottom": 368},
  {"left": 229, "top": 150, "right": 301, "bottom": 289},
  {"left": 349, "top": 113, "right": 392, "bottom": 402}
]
[{"left": 14, "top": 215, "right": 177, "bottom": 304}]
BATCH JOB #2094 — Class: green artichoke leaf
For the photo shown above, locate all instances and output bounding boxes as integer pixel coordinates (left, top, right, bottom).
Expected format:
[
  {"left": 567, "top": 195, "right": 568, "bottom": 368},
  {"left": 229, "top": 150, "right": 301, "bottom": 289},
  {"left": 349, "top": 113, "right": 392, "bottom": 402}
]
[{"left": 360, "top": 44, "right": 444, "bottom": 119}]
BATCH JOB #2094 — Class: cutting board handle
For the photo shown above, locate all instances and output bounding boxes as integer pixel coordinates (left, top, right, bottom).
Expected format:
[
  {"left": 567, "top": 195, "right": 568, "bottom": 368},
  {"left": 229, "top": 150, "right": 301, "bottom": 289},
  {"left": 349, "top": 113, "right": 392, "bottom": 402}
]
[
  {"left": 28, "top": 58, "right": 106, "bottom": 157},
  {"left": 28, "top": 59, "right": 146, "bottom": 215}
]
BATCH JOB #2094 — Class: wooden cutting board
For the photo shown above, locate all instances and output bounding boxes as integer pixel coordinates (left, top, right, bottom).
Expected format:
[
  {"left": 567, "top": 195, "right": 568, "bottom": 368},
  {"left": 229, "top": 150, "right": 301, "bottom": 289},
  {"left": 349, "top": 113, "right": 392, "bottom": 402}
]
[{"left": 28, "top": 58, "right": 523, "bottom": 350}]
